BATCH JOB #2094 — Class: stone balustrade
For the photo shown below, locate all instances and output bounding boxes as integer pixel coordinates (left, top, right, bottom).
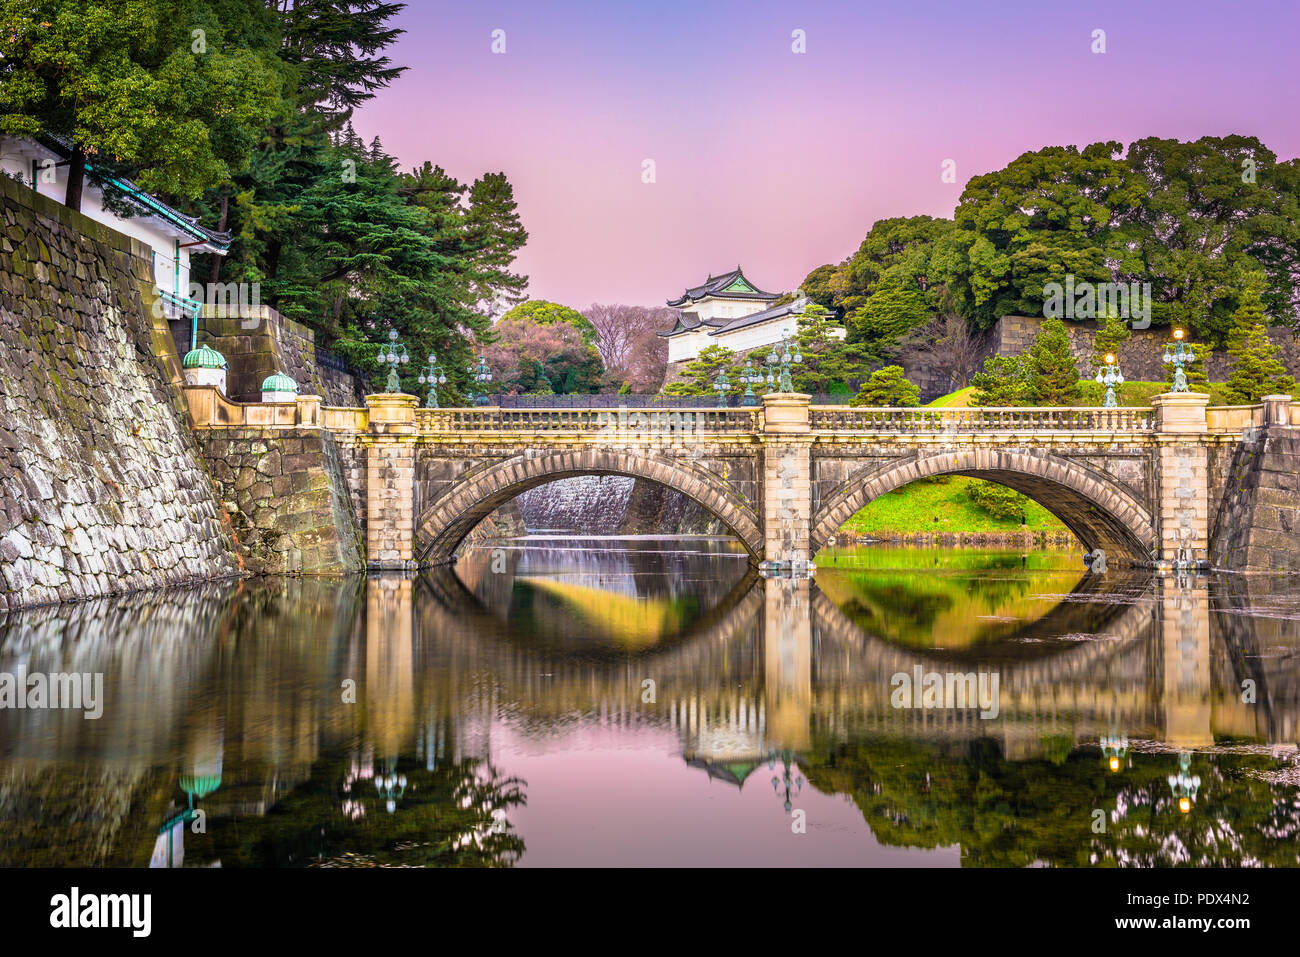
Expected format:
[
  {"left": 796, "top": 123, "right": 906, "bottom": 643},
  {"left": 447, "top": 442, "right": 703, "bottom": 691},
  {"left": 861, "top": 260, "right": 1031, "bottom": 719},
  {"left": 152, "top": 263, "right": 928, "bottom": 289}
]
[{"left": 809, "top": 405, "right": 1156, "bottom": 433}]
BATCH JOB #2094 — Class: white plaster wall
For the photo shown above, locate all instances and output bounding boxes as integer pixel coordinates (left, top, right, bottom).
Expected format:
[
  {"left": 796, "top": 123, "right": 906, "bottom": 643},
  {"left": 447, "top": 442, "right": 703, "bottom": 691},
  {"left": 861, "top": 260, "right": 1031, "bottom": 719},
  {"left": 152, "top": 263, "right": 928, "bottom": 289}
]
[{"left": 1, "top": 140, "right": 194, "bottom": 294}]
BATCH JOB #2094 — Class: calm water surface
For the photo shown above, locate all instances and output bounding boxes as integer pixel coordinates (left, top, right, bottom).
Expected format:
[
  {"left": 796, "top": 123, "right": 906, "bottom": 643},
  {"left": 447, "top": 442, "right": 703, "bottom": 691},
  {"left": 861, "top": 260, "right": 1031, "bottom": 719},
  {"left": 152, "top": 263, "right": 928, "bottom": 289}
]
[{"left": 1, "top": 538, "right": 1298, "bottom": 867}]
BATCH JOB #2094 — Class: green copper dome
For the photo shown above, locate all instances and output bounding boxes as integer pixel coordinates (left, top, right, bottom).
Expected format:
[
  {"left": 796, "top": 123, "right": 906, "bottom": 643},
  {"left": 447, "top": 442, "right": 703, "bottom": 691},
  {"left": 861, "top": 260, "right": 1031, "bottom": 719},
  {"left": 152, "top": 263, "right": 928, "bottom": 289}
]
[
  {"left": 261, "top": 372, "right": 298, "bottom": 393},
  {"left": 182, "top": 344, "right": 227, "bottom": 370},
  {"left": 179, "top": 773, "right": 222, "bottom": 800}
]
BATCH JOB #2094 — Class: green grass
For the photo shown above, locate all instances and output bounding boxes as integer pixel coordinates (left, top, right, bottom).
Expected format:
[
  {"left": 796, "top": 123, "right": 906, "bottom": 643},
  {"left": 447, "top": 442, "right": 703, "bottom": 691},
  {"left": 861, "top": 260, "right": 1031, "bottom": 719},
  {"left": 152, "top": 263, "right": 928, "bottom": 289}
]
[
  {"left": 925, "top": 387, "right": 975, "bottom": 407},
  {"left": 839, "top": 475, "right": 1068, "bottom": 536}
]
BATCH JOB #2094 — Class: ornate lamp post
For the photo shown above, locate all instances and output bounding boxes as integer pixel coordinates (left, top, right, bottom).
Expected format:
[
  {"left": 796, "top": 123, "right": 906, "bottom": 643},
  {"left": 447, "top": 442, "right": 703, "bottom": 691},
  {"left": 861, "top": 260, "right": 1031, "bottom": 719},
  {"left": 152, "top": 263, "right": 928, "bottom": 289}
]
[
  {"left": 713, "top": 368, "right": 731, "bottom": 407},
  {"left": 768, "top": 749, "right": 804, "bottom": 814},
  {"left": 738, "top": 360, "right": 763, "bottom": 406},
  {"left": 417, "top": 352, "right": 447, "bottom": 408},
  {"left": 1100, "top": 733, "right": 1129, "bottom": 773},
  {"left": 1167, "top": 751, "right": 1201, "bottom": 814},
  {"left": 1163, "top": 329, "right": 1196, "bottom": 393},
  {"left": 767, "top": 333, "right": 803, "bottom": 393},
  {"left": 377, "top": 328, "right": 409, "bottom": 393},
  {"left": 466, "top": 354, "right": 493, "bottom": 406},
  {"left": 1095, "top": 352, "right": 1124, "bottom": 408}
]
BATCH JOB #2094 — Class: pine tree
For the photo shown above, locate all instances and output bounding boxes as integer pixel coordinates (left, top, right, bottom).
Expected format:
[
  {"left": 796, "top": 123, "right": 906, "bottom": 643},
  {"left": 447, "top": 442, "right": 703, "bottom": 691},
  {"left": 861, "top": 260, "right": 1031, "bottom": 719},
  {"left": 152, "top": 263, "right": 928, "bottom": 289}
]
[
  {"left": 663, "top": 345, "right": 737, "bottom": 397},
  {"left": 850, "top": 366, "right": 920, "bottom": 407},
  {"left": 1224, "top": 322, "right": 1295, "bottom": 404},
  {"left": 792, "top": 303, "right": 872, "bottom": 394},
  {"left": 1092, "top": 314, "right": 1131, "bottom": 370},
  {"left": 1027, "top": 319, "right": 1082, "bottom": 405},
  {"left": 1226, "top": 271, "right": 1268, "bottom": 356},
  {"left": 970, "top": 355, "right": 1032, "bottom": 406},
  {"left": 465, "top": 173, "right": 530, "bottom": 317}
]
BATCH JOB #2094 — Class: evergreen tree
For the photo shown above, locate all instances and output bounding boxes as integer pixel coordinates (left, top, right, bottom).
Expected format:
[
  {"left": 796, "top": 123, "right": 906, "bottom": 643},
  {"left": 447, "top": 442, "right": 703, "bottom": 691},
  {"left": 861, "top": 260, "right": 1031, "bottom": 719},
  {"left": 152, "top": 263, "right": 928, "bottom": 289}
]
[
  {"left": 0, "top": 0, "right": 285, "bottom": 209},
  {"left": 850, "top": 366, "right": 920, "bottom": 407},
  {"left": 791, "top": 304, "right": 871, "bottom": 394},
  {"left": 663, "top": 345, "right": 738, "bottom": 397},
  {"left": 1026, "top": 319, "right": 1082, "bottom": 405},
  {"left": 464, "top": 173, "right": 529, "bottom": 317},
  {"left": 970, "top": 355, "right": 1033, "bottom": 406},
  {"left": 1226, "top": 271, "right": 1269, "bottom": 356},
  {"left": 1092, "top": 313, "right": 1131, "bottom": 370},
  {"left": 276, "top": 0, "right": 408, "bottom": 128},
  {"left": 1224, "top": 323, "right": 1295, "bottom": 404}
]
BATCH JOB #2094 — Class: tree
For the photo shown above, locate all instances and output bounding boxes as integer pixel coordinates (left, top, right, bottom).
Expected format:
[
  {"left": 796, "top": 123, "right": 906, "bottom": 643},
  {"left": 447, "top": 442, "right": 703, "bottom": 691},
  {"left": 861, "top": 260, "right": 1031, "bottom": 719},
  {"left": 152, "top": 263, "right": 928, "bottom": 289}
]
[
  {"left": 850, "top": 276, "right": 931, "bottom": 351},
  {"left": 663, "top": 345, "right": 737, "bottom": 397},
  {"left": 275, "top": 0, "right": 407, "bottom": 129},
  {"left": 1226, "top": 271, "right": 1269, "bottom": 355},
  {"left": 500, "top": 300, "right": 597, "bottom": 343},
  {"left": 970, "top": 355, "right": 1033, "bottom": 406},
  {"left": 895, "top": 288, "right": 984, "bottom": 391},
  {"left": 464, "top": 172, "right": 529, "bottom": 317},
  {"left": 1123, "top": 136, "right": 1300, "bottom": 342},
  {"left": 850, "top": 366, "right": 920, "bottom": 407},
  {"left": 791, "top": 303, "right": 872, "bottom": 394},
  {"left": 584, "top": 303, "right": 676, "bottom": 393},
  {"left": 482, "top": 318, "right": 604, "bottom": 396},
  {"left": 942, "top": 142, "right": 1146, "bottom": 329},
  {"left": 0, "top": 0, "right": 285, "bottom": 209},
  {"left": 1026, "top": 319, "right": 1082, "bottom": 405},
  {"left": 967, "top": 481, "right": 1026, "bottom": 521},
  {"left": 799, "top": 264, "right": 840, "bottom": 309},
  {"left": 1092, "top": 313, "right": 1131, "bottom": 371},
  {"left": 1224, "top": 323, "right": 1296, "bottom": 404}
]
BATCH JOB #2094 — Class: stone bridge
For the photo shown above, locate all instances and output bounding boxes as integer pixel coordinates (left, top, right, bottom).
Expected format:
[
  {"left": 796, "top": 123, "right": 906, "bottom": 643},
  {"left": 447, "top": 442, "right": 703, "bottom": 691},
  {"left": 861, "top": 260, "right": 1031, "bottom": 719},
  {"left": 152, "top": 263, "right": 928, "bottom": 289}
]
[{"left": 183, "top": 387, "right": 1300, "bottom": 573}]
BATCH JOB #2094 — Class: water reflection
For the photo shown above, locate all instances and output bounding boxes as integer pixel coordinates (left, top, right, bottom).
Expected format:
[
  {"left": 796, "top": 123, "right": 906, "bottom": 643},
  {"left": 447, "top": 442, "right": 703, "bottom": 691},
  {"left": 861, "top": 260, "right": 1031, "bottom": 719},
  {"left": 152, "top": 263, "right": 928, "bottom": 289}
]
[{"left": 0, "top": 541, "right": 1297, "bottom": 867}]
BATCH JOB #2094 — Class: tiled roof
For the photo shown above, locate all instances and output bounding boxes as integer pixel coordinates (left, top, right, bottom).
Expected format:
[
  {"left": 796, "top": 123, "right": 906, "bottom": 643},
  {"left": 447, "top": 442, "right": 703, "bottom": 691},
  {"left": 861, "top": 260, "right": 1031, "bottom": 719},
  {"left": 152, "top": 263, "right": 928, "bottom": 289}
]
[
  {"left": 36, "top": 135, "right": 231, "bottom": 253},
  {"left": 666, "top": 266, "right": 778, "bottom": 307},
  {"left": 708, "top": 297, "right": 811, "bottom": 335}
]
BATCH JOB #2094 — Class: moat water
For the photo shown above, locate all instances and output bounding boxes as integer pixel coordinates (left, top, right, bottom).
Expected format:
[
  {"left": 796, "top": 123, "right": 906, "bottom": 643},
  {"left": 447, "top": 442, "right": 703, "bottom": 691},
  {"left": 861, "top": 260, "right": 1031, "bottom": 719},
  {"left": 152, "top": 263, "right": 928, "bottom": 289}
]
[{"left": 1, "top": 538, "right": 1297, "bottom": 867}]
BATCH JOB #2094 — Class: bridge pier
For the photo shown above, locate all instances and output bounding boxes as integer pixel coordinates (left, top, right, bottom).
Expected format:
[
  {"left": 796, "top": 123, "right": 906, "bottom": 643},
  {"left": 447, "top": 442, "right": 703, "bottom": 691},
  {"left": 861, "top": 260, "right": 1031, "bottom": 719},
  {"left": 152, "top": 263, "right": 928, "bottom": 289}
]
[
  {"left": 760, "top": 394, "right": 815, "bottom": 574},
  {"left": 1159, "top": 576, "right": 1213, "bottom": 748},
  {"left": 1153, "top": 393, "right": 1210, "bottom": 568},
  {"left": 763, "top": 575, "right": 812, "bottom": 750},
  {"left": 365, "top": 394, "right": 419, "bottom": 570}
]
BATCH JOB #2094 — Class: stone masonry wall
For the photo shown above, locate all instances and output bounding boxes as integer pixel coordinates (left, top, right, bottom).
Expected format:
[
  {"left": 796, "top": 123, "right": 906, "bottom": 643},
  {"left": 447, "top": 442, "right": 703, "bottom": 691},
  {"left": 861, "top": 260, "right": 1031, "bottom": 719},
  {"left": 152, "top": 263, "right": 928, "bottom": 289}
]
[
  {"left": 195, "top": 428, "right": 364, "bottom": 575},
  {"left": 993, "top": 315, "right": 1300, "bottom": 382},
  {"left": 1211, "top": 430, "right": 1300, "bottom": 571},
  {"left": 173, "top": 306, "right": 365, "bottom": 407},
  {"left": 0, "top": 174, "right": 240, "bottom": 611}
]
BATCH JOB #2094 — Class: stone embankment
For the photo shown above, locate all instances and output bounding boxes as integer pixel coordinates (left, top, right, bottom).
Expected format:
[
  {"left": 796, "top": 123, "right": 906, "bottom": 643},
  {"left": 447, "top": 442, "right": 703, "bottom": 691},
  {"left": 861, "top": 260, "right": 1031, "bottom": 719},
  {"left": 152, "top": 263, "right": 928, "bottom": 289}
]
[{"left": 0, "top": 175, "right": 240, "bottom": 611}]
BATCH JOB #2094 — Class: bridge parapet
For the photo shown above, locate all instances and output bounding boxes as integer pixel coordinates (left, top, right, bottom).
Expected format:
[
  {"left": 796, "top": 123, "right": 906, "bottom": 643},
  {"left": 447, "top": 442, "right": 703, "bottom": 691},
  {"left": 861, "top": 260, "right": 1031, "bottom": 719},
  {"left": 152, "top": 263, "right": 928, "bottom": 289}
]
[
  {"left": 810, "top": 405, "right": 1155, "bottom": 433},
  {"left": 416, "top": 406, "right": 762, "bottom": 434}
]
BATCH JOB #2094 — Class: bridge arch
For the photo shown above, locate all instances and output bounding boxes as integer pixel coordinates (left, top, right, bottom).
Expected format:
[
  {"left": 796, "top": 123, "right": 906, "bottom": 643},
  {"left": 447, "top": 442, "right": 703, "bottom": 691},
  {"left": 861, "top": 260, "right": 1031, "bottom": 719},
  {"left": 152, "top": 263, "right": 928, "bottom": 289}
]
[
  {"left": 810, "top": 448, "right": 1155, "bottom": 564},
  {"left": 416, "top": 448, "right": 764, "bottom": 564}
]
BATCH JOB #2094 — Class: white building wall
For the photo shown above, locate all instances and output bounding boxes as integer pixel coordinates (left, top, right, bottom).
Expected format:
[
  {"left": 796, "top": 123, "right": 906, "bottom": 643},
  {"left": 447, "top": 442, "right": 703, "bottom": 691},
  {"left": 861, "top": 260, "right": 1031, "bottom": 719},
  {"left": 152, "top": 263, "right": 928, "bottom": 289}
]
[
  {"left": 711, "top": 319, "right": 846, "bottom": 358},
  {"left": 692, "top": 296, "right": 772, "bottom": 323},
  {"left": 0, "top": 139, "right": 195, "bottom": 296}
]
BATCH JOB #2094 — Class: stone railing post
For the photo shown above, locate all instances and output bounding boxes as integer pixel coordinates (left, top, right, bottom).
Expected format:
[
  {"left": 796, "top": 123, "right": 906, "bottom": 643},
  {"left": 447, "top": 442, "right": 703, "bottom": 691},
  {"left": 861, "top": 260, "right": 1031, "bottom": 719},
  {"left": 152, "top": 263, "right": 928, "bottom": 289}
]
[
  {"left": 1262, "top": 393, "right": 1293, "bottom": 428},
  {"left": 761, "top": 393, "right": 813, "bottom": 575},
  {"left": 365, "top": 393, "right": 419, "bottom": 569},
  {"left": 295, "top": 394, "right": 322, "bottom": 428},
  {"left": 1152, "top": 392, "right": 1210, "bottom": 568}
]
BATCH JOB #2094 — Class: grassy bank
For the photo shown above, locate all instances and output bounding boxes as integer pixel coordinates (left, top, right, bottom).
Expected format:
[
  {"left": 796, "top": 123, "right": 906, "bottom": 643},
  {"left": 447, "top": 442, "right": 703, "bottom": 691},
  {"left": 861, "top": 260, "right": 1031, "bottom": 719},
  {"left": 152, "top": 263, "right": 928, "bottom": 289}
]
[
  {"left": 838, "top": 381, "right": 1231, "bottom": 541},
  {"left": 839, "top": 475, "right": 1069, "bottom": 538}
]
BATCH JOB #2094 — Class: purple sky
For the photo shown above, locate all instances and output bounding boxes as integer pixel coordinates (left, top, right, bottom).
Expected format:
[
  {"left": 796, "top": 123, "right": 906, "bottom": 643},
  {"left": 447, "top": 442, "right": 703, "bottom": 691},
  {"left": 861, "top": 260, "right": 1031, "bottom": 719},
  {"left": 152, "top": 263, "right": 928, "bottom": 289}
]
[{"left": 355, "top": 0, "right": 1300, "bottom": 309}]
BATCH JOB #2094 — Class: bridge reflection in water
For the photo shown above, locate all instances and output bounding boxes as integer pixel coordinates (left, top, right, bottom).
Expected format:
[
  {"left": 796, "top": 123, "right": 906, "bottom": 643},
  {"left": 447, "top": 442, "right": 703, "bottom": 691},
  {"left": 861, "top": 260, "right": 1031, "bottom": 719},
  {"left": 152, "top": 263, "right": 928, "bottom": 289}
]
[{"left": 0, "top": 541, "right": 1297, "bottom": 867}]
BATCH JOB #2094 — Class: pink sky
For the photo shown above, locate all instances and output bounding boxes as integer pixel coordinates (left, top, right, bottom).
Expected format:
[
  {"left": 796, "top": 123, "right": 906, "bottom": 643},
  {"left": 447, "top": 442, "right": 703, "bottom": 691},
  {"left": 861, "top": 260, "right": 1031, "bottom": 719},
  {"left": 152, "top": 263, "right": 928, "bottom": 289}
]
[{"left": 355, "top": 0, "right": 1300, "bottom": 308}]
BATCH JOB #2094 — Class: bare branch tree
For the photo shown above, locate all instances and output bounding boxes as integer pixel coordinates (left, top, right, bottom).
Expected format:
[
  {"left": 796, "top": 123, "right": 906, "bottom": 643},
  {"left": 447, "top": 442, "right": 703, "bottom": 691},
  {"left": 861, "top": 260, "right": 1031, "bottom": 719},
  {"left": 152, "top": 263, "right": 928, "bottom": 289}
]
[
  {"left": 583, "top": 303, "right": 676, "bottom": 392},
  {"left": 895, "top": 292, "right": 984, "bottom": 391}
]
